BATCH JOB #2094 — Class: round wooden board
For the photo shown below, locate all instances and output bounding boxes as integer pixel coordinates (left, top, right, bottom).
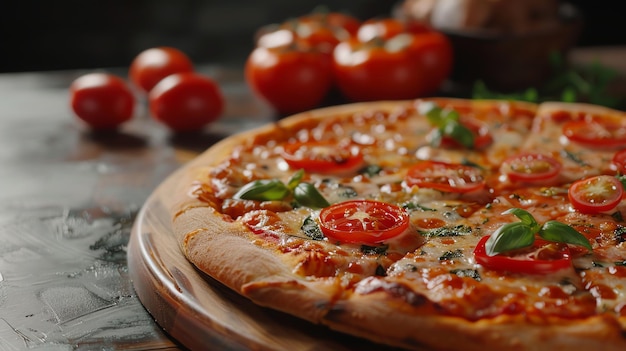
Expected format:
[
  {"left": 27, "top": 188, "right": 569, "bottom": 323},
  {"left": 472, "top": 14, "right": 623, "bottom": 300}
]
[{"left": 127, "top": 164, "right": 404, "bottom": 351}]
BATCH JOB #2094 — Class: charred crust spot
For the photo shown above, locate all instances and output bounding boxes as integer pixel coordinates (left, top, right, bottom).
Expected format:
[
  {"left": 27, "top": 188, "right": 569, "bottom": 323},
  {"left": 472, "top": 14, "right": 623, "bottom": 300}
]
[{"left": 355, "top": 277, "right": 428, "bottom": 307}]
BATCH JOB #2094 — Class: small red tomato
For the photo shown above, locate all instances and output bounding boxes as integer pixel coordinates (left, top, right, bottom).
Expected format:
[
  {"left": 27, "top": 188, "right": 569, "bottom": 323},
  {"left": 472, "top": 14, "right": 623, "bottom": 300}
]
[
  {"left": 356, "top": 18, "right": 431, "bottom": 42},
  {"left": 245, "top": 45, "right": 333, "bottom": 115},
  {"left": 129, "top": 47, "right": 194, "bottom": 93},
  {"left": 69, "top": 73, "right": 135, "bottom": 130},
  {"left": 501, "top": 153, "right": 562, "bottom": 184},
  {"left": 281, "top": 140, "right": 364, "bottom": 174},
  {"left": 563, "top": 115, "right": 626, "bottom": 149},
  {"left": 474, "top": 236, "right": 572, "bottom": 275},
  {"left": 568, "top": 175, "right": 624, "bottom": 214},
  {"left": 405, "top": 160, "right": 485, "bottom": 193},
  {"left": 319, "top": 200, "right": 410, "bottom": 244},
  {"left": 296, "top": 11, "right": 361, "bottom": 37},
  {"left": 149, "top": 72, "right": 224, "bottom": 132}
]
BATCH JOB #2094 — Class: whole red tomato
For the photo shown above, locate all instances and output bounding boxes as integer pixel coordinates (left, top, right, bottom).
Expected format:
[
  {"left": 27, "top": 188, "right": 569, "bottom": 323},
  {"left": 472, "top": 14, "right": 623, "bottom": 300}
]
[
  {"left": 129, "top": 47, "right": 194, "bottom": 93},
  {"left": 333, "top": 35, "right": 426, "bottom": 102},
  {"left": 357, "top": 18, "right": 431, "bottom": 42},
  {"left": 149, "top": 72, "right": 224, "bottom": 132},
  {"left": 333, "top": 29, "right": 453, "bottom": 101},
  {"left": 257, "top": 12, "right": 360, "bottom": 54},
  {"left": 411, "top": 31, "right": 453, "bottom": 95},
  {"left": 296, "top": 11, "right": 361, "bottom": 37},
  {"left": 245, "top": 45, "right": 333, "bottom": 115},
  {"left": 69, "top": 73, "right": 135, "bottom": 130}
]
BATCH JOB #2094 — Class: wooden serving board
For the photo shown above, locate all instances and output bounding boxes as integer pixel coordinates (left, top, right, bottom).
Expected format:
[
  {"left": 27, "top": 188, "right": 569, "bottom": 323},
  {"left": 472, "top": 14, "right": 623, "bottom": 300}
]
[{"left": 127, "top": 163, "right": 403, "bottom": 351}]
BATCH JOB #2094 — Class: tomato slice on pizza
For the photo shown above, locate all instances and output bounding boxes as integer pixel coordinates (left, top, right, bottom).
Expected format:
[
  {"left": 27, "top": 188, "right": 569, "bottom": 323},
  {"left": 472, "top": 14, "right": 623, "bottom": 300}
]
[
  {"left": 562, "top": 115, "right": 626, "bottom": 148},
  {"left": 568, "top": 175, "right": 624, "bottom": 214},
  {"left": 281, "top": 140, "right": 364, "bottom": 173},
  {"left": 405, "top": 160, "right": 485, "bottom": 193},
  {"left": 612, "top": 149, "right": 626, "bottom": 174},
  {"left": 474, "top": 235, "right": 572, "bottom": 274},
  {"left": 501, "top": 153, "right": 562, "bottom": 183},
  {"left": 318, "top": 200, "right": 409, "bottom": 244}
]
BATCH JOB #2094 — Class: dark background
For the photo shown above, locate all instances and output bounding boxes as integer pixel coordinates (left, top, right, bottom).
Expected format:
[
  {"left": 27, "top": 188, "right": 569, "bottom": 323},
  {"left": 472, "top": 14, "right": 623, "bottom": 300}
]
[{"left": 0, "top": 0, "right": 623, "bottom": 73}]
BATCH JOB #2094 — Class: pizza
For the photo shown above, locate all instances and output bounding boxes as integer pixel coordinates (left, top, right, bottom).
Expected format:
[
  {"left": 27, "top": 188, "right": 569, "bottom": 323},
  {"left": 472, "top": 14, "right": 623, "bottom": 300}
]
[{"left": 171, "top": 98, "right": 626, "bottom": 351}]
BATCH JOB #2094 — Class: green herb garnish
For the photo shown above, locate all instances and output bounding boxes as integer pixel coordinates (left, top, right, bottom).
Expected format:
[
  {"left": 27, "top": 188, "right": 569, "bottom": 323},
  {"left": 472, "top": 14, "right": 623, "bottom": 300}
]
[
  {"left": 486, "top": 208, "right": 592, "bottom": 256},
  {"left": 361, "top": 244, "right": 389, "bottom": 255},
  {"left": 293, "top": 182, "right": 330, "bottom": 208},
  {"left": 421, "top": 224, "right": 472, "bottom": 238},
  {"left": 402, "top": 202, "right": 436, "bottom": 211},
  {"left": 234, "top": 169, "right": 329, "bottom": 209},
  {"left": 450, "top": 268, "right": 481, "bottom": 281},
  {"left": 232, "top": 179, "right": 290, "bottom": 201},
  {"left": 439, "top": 249, "right": 463, "bottom": 261},
  {"left": 419, "top": 102, "right": 475, "bottom": 149},
  {"left": 561, "top": 149, "right": 589, "bottom": 167},
  {"left": 471, "top": 53, "right": 625, "bottom": 109},
  {"left": 301, "top": 216, "right": 324, "bottom": 240}
]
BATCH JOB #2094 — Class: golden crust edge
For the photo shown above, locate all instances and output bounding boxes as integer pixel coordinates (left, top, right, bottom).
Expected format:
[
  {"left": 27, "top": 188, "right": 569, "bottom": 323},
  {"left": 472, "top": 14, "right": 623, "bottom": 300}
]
[{"left": 323, "top": 298, "right": 626, "bottom": 351}]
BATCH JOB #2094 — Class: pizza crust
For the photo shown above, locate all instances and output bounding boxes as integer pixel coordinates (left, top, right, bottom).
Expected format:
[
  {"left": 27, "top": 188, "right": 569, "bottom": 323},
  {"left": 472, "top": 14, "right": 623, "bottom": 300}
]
[
  {"left": 322, "top": 280, "right": 626, "bottom": 351},
  {"left": 171, "top": 99, "right": 626, "bottom": 350}
]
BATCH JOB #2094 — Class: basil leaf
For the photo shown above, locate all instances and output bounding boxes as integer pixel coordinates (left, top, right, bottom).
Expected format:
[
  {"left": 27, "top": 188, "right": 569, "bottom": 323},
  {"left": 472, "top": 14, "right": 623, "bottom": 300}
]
[
  {"left": 287, "top": 169, "right": 304, "bottom": 190},
  {"left": 423, "top": 103, "right": 474, "bottom": 148},
  {"left": 503, "top": 208, "right": 539, "bottom": 231},
  {"left": 443, "top": 121, "right": 474, "bottom": 148},
  {"left": 233, "top": 179, "right": 290, "bottom": 201},
  {"left": 485, "top": 222, "right": 535, "bottom": 256},
  {"left": 539, "top": 221, "right": 593, "bottom": 251},
  {"left": 441, "top": 108, "right": 461, "bottom": 123},
  {"left": 422, "top": 104, "right": 443, "bottom": 125},
  {"left": 293, "top": 182, "right": 330, "bottom": 209}
]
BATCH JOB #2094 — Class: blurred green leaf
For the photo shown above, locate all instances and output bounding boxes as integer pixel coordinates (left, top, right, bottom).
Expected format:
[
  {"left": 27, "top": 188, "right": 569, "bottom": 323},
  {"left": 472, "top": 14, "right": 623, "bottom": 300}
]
[{"left": 471, "top": 53, "right": 625, "bottom": 109}]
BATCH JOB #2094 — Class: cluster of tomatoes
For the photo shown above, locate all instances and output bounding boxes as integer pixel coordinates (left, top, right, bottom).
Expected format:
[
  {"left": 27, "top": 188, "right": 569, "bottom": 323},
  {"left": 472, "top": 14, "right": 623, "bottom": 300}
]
[
  {"left": 69, "top": 47, "right": 224, "bottom": 132},
  {"left": 245, "top": 12, "right": 453, "bottom": 115}
]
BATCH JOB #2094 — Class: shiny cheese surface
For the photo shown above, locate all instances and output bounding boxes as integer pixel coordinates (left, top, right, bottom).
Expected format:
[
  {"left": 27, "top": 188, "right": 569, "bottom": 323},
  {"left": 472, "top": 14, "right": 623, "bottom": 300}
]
[{"left": 193, "top": 99, "right": 626, "bottom": 321}]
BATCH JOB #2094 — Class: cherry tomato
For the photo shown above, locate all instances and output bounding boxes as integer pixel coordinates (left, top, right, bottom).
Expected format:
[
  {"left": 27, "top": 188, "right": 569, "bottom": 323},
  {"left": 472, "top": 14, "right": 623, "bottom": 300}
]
[
  {"left": 285, "top": 21, "right": 345, "bottom": 54},
  {"left": 296, "top": 11, "right": 361, "bottom": 37},
  {"left": 562, "top": 115, "right": 626, "bottom": 148},
  {"left": 568, "top": 175, "right": 623, "bottom": 214},
  {"left": 501, "top": 153, "right": 562, "bottom": 183},
  {"left": 405, "top": 160, "right": 485, "bottom": 193},
  {"left": 356, "top": 18, "right": 431, "bottom": 42},
  {"left": 257, "top": 12, "right": 359, "bottom": 55},
  {"left": 245, "top": 45, "right": 333, "bottom": 115},
  {"left": 474, "top": 236, "right": 572, "bottom": 274},
  {"left": 69, "top": 73, "right": 134, "bottom": 130},
  {"left": 612, "top": 149, "right": 626, "bottom": 174},
  {"left": 129, "top": 47, "right": 194, "bottom": 93},
  {"left": 319, "top": 200, "right": 409, "bottom": 244},
  {"left": 149, "top": 72, "right": 224, "bottom": 132},
  {"left": 281, "top": 140, "right": 364, "bottom": 174},
  {"left": 333, "top": 35, "right": 426, "bottom": 102}
]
